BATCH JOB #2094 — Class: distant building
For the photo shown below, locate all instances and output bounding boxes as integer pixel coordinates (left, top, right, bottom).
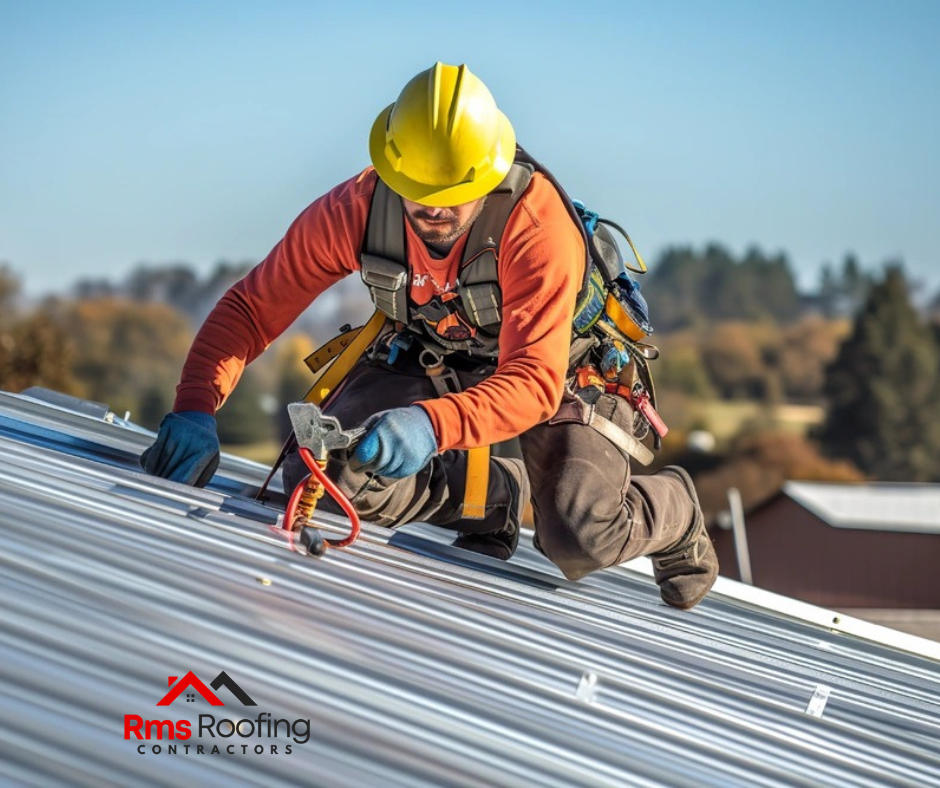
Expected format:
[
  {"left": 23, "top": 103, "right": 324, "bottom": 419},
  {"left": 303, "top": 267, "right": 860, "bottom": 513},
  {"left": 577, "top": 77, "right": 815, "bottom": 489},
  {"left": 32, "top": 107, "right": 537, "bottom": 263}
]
[{"left": 711, "top": 481, "right": 940, "bottom": 613}]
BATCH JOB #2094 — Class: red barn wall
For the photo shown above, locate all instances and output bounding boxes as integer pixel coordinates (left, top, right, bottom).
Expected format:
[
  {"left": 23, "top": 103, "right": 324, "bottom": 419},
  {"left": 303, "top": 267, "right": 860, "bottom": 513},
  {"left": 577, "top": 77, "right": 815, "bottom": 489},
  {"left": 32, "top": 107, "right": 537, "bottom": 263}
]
[{"left": 710, "top": 496, "right": 940, "bottom": 608}]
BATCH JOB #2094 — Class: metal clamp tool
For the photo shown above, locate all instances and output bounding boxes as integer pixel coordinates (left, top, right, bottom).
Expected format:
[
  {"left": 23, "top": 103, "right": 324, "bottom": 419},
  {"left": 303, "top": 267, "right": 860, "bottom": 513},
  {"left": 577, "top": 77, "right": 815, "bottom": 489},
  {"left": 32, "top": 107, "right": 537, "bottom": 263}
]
[
  {"left": 282, "top": 403, "right": 366, "bottom": 557},
  {"left": 288, "top": 402, "right": 365, "bottom": 460}
]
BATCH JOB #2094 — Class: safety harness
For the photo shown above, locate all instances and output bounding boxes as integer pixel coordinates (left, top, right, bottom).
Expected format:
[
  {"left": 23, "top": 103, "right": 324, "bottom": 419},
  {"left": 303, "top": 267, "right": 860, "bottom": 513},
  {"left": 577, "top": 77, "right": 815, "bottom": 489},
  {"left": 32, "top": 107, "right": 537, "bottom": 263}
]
[
  {"left": 276, "top": 146, "right": 666, "bottom": 518},
  {"left": 360, "top": 159, "right": 535, "bottom": 359}
]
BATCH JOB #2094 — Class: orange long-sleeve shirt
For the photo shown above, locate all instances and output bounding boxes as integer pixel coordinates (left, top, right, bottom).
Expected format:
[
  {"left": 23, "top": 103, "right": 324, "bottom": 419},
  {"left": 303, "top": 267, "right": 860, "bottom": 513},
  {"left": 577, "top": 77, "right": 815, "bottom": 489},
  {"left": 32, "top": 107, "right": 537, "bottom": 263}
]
[{"left": 174, "top": 168, "right": 585, "bottom": 452}]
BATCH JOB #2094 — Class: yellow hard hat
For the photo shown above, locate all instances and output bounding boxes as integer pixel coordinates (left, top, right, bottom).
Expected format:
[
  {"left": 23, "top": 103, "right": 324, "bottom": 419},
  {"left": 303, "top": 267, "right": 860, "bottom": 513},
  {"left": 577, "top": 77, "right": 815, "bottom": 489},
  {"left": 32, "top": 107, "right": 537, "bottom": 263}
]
[{"left": 369, "top": 62, "right": 516, "bottom": 207}]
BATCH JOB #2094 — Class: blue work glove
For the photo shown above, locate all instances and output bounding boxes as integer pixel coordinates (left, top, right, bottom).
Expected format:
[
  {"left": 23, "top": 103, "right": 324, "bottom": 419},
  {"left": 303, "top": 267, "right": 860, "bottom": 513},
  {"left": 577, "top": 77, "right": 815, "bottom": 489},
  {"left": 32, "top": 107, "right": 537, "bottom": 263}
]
[
  {"left": 140, "top": 411, "right": 220, "bottom": 487},
  {"left": 350, "top": 406, "right": 438, "bottom": 478}
]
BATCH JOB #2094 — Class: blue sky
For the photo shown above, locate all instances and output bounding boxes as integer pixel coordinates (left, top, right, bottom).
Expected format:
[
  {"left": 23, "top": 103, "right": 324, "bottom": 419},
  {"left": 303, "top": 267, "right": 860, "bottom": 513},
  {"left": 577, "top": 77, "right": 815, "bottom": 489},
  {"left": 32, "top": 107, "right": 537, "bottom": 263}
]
[{"left": 2, "top": 0, "right": 939, "bottom": 297}]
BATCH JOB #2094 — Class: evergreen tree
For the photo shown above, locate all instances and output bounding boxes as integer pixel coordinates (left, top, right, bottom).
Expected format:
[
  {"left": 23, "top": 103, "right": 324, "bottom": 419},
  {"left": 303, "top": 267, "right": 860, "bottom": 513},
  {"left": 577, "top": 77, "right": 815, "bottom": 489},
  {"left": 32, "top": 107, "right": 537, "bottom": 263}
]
[
  {"left": 0, "top": 263, "right": 19, "bottom": 324},
  {"left": 818, "top": 263, "right": 839, "bottom": 318},
  {"left": 646, "top": 244, "right": 801, "bottom": 330},
  {"left": 817, "top": 265, "right": 940, "bottom": 481},
  {"left": 841, "top": 254, "right": 871, "bottom": 315},
  {"left": 754, "top": 250, "right": 801, "bottom": 323},
  {"left": 929, "top": 288, "right": 940, "bottom": 323}
]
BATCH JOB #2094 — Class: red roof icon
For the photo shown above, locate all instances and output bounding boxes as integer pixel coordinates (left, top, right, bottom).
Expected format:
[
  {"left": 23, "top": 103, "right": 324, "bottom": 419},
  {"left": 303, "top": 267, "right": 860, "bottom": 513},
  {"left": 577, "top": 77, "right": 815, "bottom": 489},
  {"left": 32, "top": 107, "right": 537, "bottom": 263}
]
[{"left": 156, "top": 671, "right": 224, "bottom": 706}]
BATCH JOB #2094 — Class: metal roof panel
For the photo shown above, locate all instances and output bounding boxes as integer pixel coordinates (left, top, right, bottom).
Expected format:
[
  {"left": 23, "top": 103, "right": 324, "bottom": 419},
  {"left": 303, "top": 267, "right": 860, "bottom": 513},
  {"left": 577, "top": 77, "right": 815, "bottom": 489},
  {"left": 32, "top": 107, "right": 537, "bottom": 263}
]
[
  {"left": 1, "top": 392, "right": 939, "bottom": 787},
  {"left": 783, "top": 480, "right": 940, "bottom": 533}
]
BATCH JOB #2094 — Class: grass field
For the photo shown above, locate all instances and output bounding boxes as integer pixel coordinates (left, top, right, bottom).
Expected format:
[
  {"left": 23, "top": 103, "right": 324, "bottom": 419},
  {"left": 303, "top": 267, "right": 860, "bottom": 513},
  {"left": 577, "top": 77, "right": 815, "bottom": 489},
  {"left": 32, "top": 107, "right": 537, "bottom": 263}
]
[{"left": 693, "top": 400, "right": 824, "bottom": 443}]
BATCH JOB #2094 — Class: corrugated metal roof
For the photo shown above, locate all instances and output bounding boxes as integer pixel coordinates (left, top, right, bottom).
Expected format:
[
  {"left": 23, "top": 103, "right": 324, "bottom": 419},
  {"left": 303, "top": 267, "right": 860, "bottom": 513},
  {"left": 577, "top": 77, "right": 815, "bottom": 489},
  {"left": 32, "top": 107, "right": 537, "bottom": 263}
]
[
  {"left": 2, "top": 389, "right": 940, "bottom": 787},
  {"left": 783, "top": 481, "right": 940, "bottom": 533}
]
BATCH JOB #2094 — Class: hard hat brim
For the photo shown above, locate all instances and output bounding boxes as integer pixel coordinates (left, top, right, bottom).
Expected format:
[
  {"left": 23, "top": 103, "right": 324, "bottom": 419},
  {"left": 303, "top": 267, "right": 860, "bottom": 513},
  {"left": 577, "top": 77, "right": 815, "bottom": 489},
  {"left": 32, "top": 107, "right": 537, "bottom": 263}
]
[{"left": 369, "top": 105, "right": 517, "bottom": 207}]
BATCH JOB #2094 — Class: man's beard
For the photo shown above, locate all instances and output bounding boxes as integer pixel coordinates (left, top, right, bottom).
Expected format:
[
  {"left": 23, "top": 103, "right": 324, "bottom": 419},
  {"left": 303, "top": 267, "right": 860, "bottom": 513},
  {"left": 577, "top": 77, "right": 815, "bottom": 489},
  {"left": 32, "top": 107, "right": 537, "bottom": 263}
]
[{"left": 406, "top": 200, "right": 486, "bottom": 246}]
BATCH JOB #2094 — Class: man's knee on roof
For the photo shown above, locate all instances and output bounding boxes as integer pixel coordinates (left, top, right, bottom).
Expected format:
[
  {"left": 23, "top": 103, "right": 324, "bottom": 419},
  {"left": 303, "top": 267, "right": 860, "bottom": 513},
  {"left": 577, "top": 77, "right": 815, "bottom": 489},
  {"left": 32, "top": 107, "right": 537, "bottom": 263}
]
[{"left": 532, "top": 459, "right": 631, "bottom": 581}]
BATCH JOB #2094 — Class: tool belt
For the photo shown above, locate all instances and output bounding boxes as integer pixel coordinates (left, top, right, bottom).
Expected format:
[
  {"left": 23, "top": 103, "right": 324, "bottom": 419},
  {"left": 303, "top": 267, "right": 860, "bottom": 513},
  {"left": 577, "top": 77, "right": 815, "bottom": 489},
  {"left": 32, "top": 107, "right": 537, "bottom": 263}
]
[
  {"left": 372, "top": 324, "right": 665, "bottom": 469},
  {"left": 568, "top": 336, "right": 669, "bottom": 464}
]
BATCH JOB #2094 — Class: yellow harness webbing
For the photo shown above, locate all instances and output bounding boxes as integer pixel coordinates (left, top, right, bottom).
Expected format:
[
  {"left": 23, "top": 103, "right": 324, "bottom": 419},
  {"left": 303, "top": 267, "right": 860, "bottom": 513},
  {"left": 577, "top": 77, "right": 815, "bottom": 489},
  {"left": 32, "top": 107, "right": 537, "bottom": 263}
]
[
  {"left": 462, "top": 445, "right": 490, "bottom": 520},
  {"left": 303, "top": 310, "right": 388, "bottom": 405}
]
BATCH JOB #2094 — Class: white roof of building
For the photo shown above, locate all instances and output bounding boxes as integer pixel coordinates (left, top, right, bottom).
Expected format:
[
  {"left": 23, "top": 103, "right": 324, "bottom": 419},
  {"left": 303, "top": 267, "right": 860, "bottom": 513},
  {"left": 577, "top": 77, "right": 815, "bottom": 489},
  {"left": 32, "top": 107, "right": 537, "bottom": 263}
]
[
  {"left": 2, "top": 390, "right": 940, "bottom": 787},
  {"left": 783, "top": 481, "right": 940, "bottom": 533}
]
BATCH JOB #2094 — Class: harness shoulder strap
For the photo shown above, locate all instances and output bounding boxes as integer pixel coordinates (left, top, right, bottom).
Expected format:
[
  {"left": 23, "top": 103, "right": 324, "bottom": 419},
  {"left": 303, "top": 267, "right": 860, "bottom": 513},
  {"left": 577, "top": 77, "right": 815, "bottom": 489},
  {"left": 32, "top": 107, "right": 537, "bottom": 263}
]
[
  {"left": 461, "top": 162, "right": 534, "bottom": 271},
  {"left": 360, "top": 179, "right": 409, "bottom": 321},
  {"left": 457, "top": 162, "right": 533, "bottom": 328}
]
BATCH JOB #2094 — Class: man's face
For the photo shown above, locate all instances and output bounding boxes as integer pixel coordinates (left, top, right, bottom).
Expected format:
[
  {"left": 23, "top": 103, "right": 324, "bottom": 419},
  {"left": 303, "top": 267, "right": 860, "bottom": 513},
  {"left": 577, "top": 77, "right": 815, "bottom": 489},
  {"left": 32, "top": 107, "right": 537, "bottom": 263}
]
[{"left": 402, "top": 197, "right": 486, "bottom": 246}]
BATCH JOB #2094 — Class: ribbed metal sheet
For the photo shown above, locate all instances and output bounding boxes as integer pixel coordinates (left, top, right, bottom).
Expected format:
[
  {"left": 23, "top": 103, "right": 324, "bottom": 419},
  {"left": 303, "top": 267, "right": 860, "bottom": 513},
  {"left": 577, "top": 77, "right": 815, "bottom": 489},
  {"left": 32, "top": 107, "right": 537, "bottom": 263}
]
[{"left": 1, "top": 390, "right": 939, "bottom": 787}]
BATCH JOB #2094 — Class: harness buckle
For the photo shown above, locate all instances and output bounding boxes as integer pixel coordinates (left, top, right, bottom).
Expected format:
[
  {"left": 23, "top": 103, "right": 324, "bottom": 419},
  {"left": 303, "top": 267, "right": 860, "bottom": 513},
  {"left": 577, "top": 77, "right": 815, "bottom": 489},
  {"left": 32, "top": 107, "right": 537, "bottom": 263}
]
[
  {"left": 386, "top": 333, "right": 414, "bottom": 366},
  {"left": 419, "top": 348, "right": 462, "bottom": 397}
]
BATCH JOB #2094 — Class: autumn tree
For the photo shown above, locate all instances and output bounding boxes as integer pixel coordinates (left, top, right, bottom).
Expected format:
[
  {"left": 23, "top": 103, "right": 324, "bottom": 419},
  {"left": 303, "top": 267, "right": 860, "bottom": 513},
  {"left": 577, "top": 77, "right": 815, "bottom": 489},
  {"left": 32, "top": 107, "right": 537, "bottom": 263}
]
[
  {"left": 653, "top": 330, "right": 715, "bottom": 399},
  {"left": 0, "top": 311, "right": 80, "bottom": 394},
  {"left": 52, "top": 297, "right": 194, "bottom": 426},
  {"left": 776, "top": 316, "right": 852, "bottom": 402},
  {"left": 817, "top": 265, "right": 940, "bottom": 481},
  {"left": 699, "top": 322, "right": 768, "bottom": 400},
  {"left": 215, "top": 366, "right": 274, "bottom": 446},
  {"left": 692, "top": 430, "right": 865, "bottom": 522},
  {"left": 270, "top": 333, "right": 318, "bottom": 442},
  {"left": 0, "top": 267, "right": 80, "bottom": 395}
]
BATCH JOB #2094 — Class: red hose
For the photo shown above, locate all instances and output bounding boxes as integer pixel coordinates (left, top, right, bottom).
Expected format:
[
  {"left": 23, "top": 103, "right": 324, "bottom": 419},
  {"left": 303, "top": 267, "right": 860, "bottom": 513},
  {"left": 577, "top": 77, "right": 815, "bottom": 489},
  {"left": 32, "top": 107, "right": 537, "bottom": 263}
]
[{"left": 283, "top": 447, "right": 361, "bottom": 549}]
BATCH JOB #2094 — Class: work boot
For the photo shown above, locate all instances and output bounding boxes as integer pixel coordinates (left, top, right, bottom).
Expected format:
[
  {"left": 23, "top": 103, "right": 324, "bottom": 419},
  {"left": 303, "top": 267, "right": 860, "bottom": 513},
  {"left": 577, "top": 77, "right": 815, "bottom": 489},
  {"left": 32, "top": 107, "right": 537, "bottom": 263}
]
[
  {"left": 452, "top": 458, "right": 529, "bottom": 561},
  {"left": 649, "top": 466, "right": 718, "bottom": 610}
]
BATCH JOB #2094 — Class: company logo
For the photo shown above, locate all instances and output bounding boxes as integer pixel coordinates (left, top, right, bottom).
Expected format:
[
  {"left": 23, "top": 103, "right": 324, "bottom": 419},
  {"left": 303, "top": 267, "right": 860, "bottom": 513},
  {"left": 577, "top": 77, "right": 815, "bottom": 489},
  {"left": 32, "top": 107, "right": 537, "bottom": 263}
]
[
  {"left": 156, "top": 671, "right": 256, "bottom": 706},
  {"left": 124, "top": 671, "right": 308, "bottom": 757}
]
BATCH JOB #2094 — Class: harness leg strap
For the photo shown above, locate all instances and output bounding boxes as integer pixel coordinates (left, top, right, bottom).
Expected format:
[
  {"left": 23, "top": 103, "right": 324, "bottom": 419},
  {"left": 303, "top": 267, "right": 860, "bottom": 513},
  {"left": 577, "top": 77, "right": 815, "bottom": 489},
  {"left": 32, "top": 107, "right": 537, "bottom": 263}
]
[
  {"left": 462, "top": 445, "right": 491, "bottom": 520},
  {"left": 417, "top": 348, "right": 491, "bottom": 520},
  {"left": 587, "top": 409, "right": 654, "bottom": 466}
]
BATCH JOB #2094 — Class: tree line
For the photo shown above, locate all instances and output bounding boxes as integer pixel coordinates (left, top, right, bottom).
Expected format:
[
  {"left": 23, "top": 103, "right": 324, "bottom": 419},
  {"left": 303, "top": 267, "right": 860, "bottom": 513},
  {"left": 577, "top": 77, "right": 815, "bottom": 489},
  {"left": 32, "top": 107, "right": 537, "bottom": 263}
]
[
  {"left": 2, "top": 245, "right": 940, "bottom": 491},
  {"left": 0, "top": 263, "right": 315, "bottom": 446}
]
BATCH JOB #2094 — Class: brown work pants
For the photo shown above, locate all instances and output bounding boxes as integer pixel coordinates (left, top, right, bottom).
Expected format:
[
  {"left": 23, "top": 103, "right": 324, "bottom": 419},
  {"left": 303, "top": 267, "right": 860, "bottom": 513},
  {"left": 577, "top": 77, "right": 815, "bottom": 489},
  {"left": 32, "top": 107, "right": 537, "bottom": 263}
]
[{"left": 284, "top": 357, "right": 696, "bottom": 581}]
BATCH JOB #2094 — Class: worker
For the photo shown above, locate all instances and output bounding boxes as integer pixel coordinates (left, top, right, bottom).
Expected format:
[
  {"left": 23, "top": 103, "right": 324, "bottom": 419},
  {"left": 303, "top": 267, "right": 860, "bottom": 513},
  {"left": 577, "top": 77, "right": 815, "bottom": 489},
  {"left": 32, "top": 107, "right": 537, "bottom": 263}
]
[{"left": 142, "top": 62, "right": 718, "bottom": 609}]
